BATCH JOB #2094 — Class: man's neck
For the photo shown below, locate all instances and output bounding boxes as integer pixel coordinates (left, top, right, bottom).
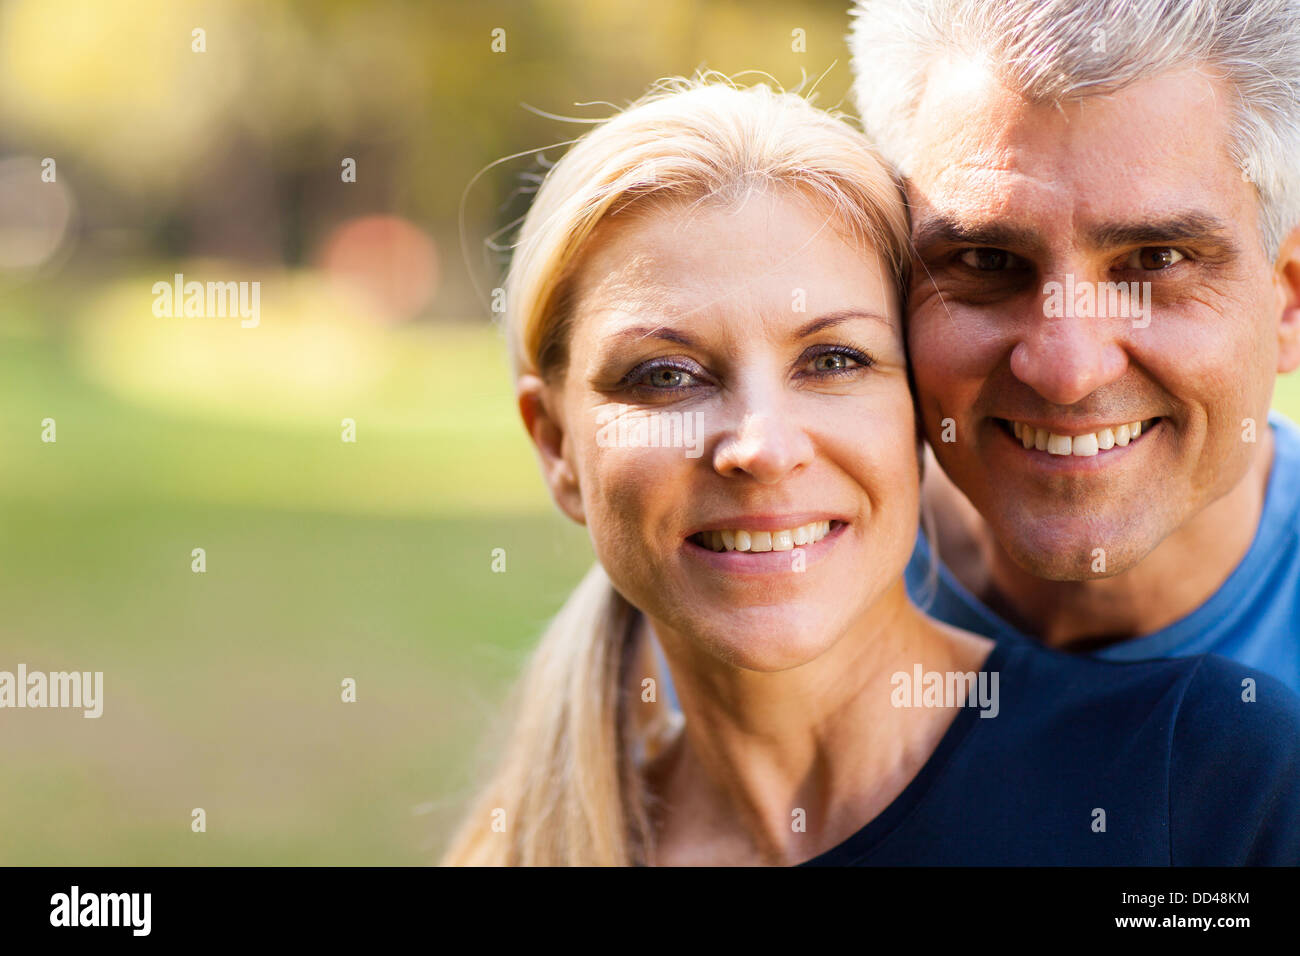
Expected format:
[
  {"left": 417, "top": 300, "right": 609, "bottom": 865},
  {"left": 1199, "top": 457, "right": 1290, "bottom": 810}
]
[{"left": 923, "top": 429, "right": 1277, "bottom": 650}]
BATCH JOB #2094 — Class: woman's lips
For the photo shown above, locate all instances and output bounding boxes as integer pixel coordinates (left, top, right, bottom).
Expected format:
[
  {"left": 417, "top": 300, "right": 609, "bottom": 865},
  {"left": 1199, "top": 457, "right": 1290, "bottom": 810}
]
[
  {"left": 683, "top": 520, "right": 849, "bottom": 573},
  {"left": 687, "top": 519, "right": 839, "bottom": 553}
]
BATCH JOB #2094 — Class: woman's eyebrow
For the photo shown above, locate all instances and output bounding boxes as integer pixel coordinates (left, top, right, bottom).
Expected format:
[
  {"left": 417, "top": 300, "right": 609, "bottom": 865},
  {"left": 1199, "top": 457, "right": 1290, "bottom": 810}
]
[
  {"left": 611, "top": 324, "right": 696, "bottom": 347},
  {"left": 794, "top": 310, "right": 893, "bottom": 338},
  {"left": 606, "top": 310, "right": 890, "bottom": 349}
]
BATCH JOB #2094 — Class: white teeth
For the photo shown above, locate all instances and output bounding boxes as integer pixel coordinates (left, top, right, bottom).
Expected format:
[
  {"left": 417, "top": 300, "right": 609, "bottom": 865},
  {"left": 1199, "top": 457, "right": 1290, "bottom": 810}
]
[
  {"left": 694, "top": 521, "right": 835, "bottom": 553},
  {"left": 1072, "top": 432, "right": 1099, "bottom": 457},
  {"left": 1011, "top": 419, "right": 1153, "bottom": 457},
  {"left": 1046, "top": 433, "right": 1072, "bottom": 455}
]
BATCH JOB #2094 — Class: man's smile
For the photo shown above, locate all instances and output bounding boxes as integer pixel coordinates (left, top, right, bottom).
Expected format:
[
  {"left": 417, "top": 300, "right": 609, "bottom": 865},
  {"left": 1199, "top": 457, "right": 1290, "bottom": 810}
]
[
  {"left": 1000, "top": 417, "right": 1163, "bottom": 456},
  {"left": 985, "top": 415, "right": 1165, "bottom": 472}
]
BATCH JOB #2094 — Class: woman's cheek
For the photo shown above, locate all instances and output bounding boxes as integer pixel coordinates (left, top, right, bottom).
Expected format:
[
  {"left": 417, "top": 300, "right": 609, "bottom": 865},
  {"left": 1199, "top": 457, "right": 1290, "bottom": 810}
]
[
  {"left": 836, "top": 401, "right": 920, "bottom": 520},
  {"left": 581, "top": 443, "right": 683, "bottom": 568}
]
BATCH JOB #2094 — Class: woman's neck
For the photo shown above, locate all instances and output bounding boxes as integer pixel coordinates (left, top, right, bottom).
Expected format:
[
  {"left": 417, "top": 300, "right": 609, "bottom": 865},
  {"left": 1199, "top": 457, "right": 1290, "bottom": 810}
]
[{"left": 642, "top": 587, "right": 994, "bottom": 865}]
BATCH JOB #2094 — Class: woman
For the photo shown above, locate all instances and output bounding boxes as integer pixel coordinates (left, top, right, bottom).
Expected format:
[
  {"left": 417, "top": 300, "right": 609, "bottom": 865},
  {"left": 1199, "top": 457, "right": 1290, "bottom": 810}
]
[{"left": 442, "top": 76, "right": 1300, "bottom": 866}]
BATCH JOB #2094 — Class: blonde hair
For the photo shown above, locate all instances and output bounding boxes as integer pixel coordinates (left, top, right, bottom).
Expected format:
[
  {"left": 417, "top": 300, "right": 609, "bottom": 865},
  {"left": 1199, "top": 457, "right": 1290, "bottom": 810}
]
[{"left": 441, "top": 74, "right": 911, "bottom": 866}]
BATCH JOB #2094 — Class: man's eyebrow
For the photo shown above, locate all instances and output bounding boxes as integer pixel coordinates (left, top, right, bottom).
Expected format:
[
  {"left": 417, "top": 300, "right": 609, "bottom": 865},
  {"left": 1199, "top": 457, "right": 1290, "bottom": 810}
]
[
  {"left": 911, "top": 216, "right": 1042, "bottom": 254},
  {"left": 912, "top": 211, "right": 1239, "bottom": 256},
  {"left": 1084, "top": 212, "right": 1237, "bottom": 250}
]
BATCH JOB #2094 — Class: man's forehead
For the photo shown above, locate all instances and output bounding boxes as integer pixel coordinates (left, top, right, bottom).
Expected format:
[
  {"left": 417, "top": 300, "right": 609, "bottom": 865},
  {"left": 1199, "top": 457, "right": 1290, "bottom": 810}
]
[
  {"left": 908, "top": 59, "right": 1235, "bottom": 181},
  {"left": 903, "top": 60, "right": 1250, "bottom": 248}
]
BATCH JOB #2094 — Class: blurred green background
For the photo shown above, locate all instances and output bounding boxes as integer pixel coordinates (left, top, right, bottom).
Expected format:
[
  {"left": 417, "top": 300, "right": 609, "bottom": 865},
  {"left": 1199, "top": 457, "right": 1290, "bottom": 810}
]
[
  {"left": 2, "top": 0, "right": 1298, "bottom": 864},
  {"left": 0, "top": 0, "right": 866, "bottom": 863}
]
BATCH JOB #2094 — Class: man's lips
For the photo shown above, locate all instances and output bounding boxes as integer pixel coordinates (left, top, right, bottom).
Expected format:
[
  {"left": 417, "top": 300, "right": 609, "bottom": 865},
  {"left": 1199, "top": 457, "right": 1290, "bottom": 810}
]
[{"left": 993, "top": 416, "right": 1162, "bottom": 458}]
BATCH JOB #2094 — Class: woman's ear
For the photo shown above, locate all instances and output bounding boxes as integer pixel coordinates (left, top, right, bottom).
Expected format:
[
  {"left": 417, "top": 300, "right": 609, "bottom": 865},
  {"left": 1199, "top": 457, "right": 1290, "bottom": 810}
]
[
  {"left": 518, "top": 373, "right": 586, "bottom": 525},
  {"left": 1275, "top": 224, "right": 1300, "bottom": 374}
]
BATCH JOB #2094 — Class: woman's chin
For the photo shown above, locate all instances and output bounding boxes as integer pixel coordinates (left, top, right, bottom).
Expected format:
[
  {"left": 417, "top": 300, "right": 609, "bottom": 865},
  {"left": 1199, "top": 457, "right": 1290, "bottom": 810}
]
[{"left": 684, "top": 608, "right": 852, "bottom": 672}]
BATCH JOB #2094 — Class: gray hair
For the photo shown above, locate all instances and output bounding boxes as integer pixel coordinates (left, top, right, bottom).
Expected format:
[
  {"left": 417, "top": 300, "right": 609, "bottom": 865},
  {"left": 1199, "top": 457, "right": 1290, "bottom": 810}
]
[{"left": 849, "top": 0, "right": 1300, "bottom": 258}]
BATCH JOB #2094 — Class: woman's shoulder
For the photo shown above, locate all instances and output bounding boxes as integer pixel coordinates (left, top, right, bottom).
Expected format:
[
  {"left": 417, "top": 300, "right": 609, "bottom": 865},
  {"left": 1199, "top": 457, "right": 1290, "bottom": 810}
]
[
  {"left": 1170, "top": 652, "right": 1300, "bottom": 722},
  {"left": 998, "top": 635, "right": 1294, "bottom": 700},
  {"left": 1164, "top": 653, "right": 1300, "bottom": 784},
  {"left": 995, "top": 641, "right": 1300, "bottom": 862},
  {"left": 1165, "top": 654, "right": 1300, "bottom": 864},
  {"left": 990, "top": 640, "right": 1300, "bottom": 751},
  {"left": 973, "top": 643, "right": 1300, "bottom": 863}
]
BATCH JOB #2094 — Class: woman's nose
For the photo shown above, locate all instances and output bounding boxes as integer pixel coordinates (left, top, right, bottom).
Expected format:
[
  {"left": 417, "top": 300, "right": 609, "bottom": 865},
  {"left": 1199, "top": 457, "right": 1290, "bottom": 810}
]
[{"left": 711, "top": 392, "right": 815, "bottom": 484}]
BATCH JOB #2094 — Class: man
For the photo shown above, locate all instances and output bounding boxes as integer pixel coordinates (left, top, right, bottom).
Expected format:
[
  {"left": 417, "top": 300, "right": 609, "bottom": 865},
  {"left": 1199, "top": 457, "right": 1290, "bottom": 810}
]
[{"left": 849, "top": 0, "right": 1300, "bottom": 692}]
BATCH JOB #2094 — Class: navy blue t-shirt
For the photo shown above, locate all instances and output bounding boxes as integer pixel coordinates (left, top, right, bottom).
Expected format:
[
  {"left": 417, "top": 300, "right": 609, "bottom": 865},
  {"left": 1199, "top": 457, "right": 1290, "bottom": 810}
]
[
  {"left": 797, "top": 640, "right": 1300, "bottom": 865},
  {"left": 905, "top": 410, "right": 1300, "bottom": 694}
]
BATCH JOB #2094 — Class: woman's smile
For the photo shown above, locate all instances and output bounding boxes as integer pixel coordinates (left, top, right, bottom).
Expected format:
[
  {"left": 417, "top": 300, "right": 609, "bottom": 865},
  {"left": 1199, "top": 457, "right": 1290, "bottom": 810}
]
[{"left": 683, "top": 515, "right": 851, "bottom": 574}]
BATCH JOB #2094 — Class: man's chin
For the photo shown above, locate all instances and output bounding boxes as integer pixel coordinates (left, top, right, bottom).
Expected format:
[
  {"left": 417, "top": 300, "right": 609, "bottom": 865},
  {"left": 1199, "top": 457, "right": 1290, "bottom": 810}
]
[{"left": 991, "top": 514, "right": 1161, "bottom": 582}]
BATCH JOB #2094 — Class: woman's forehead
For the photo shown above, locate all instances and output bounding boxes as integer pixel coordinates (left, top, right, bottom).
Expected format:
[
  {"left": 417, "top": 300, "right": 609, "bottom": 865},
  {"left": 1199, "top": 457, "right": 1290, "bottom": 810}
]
[{"left": 571, "top": 192, "right": 898, "bottom": 324}]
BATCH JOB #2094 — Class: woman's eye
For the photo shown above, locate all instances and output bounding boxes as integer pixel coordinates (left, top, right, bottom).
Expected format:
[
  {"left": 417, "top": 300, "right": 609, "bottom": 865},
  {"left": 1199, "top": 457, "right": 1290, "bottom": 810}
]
[
  {"left": 646, "top": 367, "right": 690, "bottom": 388},
  {"left": 627, "top": 363, "right": 701, "bottom": 390},
  {"left": 812, "top": 352, "right": 859, "bottom": 373},
  {"left": 803, "top": 347, "right": 873, "bottom": 377},
  {"left": 958, "top": 248, "right": 1024, "bottom": 271},
  {"left": 1123, "top": 246, "right": 1186, "bottom": 270}
]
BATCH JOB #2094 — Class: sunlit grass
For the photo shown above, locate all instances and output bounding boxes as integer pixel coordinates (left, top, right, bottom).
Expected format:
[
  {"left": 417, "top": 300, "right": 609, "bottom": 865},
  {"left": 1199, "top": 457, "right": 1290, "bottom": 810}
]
[
  {"left": 2, "top": 278, "right": 548, "bottom": 518},
  {"left": 0, "top": 308, "right": 594, "bottom": 863}
]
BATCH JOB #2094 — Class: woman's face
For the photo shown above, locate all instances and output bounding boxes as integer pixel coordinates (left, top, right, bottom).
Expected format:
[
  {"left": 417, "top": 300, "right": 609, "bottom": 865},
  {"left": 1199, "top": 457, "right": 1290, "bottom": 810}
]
[{"left": 526, "top": 188, "right": 919, "bottom": 671}]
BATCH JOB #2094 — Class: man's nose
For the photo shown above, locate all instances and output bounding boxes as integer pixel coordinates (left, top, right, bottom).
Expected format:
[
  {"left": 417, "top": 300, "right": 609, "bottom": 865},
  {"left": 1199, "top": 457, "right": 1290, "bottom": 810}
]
[
  {"left": 712, "top": 389, "right": 815, "bottom": 484},
  {"left": 1009, "top": 277, "right": 1130, "bottom": 405}
]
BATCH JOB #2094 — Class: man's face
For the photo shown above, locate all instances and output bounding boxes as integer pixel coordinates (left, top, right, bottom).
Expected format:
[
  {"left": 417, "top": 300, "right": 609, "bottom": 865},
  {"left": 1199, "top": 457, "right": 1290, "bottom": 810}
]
[{"left": 906, "top": 62, "right": 1287, "bottom": 579}]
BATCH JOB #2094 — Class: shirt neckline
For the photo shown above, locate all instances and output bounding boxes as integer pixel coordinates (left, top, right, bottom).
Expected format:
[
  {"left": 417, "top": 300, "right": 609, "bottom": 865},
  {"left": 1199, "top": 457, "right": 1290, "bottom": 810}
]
[
  {"left": 918, "top": 411, "right": 1300, "bottom": 661},
  {"left": 795, "top": 638, "right": 1016, "bottom": 866}
]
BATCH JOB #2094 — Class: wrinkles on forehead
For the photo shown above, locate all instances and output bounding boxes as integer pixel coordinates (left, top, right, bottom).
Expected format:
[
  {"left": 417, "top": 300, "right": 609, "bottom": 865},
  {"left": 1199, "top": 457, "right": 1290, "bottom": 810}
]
[{"left": 903, "top": 61, "right": 1255, "bottom": 261}]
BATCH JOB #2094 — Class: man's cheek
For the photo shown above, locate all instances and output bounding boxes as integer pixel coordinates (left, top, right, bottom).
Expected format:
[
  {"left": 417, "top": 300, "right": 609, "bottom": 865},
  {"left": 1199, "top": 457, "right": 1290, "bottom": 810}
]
[
  {"left": 912, "top": 308, "right": 1002, "bottom": 374},
  {"left": 911, "top": 346, "right": 977, "bottom": 428}
]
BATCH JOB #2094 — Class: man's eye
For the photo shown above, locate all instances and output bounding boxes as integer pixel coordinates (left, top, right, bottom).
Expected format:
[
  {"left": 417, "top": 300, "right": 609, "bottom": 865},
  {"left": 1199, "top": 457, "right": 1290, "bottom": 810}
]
[
  {"left": 1123, "top": 246, "right": 1186, "bottom": 270},
  {"left": 958, "top": 248, "right": 1022, "bottom": 271}
]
